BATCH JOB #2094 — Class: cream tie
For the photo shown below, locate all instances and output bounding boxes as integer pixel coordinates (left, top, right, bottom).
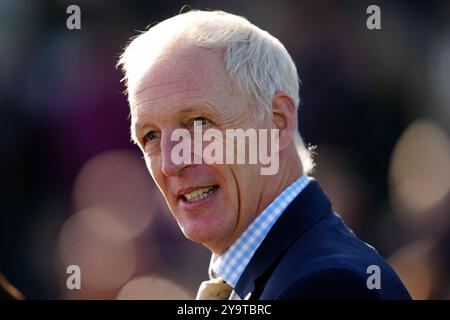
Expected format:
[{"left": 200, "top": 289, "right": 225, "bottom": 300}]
[{"left": 196, "top": 277, "right": 233, "bottom": 300}]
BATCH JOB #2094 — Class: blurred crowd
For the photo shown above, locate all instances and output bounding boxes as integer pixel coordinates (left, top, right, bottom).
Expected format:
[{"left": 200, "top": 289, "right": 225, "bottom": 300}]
[{"left": 0, "top": 0, "right": 449, "bottom": 299}]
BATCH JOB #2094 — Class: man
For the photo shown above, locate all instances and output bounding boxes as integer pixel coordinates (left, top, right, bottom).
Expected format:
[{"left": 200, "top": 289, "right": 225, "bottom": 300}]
[{"left": 118, "top": 10, "right": 411, "bottom": 299}]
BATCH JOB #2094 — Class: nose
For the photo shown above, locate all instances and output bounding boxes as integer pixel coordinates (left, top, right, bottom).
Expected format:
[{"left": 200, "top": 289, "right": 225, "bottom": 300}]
[{"left": 160, "top": 128, "right": 191, "bottom": 177}]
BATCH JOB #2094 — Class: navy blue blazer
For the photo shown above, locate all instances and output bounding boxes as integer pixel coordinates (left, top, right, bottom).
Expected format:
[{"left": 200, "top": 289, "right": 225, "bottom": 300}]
[{"left": 233, "top": 180, "right": 411, "bottom": 300}]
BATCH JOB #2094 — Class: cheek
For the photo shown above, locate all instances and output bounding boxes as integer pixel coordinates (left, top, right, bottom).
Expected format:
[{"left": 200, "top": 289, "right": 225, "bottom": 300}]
[
  {"left": 144, "top": 156, "right": 154, "bottom": 176},
  {"left": 144, "top": 155, "right": 165, "bottom": 192},
  {"left": 215, "top": 164, "right": 240, "bottom": 210},
  {"left": 230, "top": 164, "right": 261, "bottom": 205},
  {"left": 143, "top": 152, "right": 160, "bottom": 176}
]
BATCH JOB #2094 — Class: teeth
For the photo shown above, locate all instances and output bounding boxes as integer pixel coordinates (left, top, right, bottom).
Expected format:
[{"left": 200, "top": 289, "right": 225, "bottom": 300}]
[{"left": 183, "top": 186, "right": 216, "bottom": 202}]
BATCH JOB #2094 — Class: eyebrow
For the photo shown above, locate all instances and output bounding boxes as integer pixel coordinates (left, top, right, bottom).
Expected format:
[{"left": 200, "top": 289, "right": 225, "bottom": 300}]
[{"left": 132, "top": 102, "right": 218, "bottom": 134}]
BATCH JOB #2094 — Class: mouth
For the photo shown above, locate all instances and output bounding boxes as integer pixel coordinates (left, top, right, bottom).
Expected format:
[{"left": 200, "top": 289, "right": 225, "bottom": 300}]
[{"left": 179, "top": 185, "right": 219, "bottom": 203}]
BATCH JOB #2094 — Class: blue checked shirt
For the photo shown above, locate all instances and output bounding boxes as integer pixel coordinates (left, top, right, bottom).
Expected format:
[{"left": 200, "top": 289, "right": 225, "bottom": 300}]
[{"left": 209, "top": 175, "right": 310, "bottom": 296}]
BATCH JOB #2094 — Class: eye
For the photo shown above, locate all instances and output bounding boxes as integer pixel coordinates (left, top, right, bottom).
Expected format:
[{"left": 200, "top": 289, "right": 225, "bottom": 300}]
[
  {"left": 192, "top": 117, "right": 210, "bottom": 127},
  {"left": 144, "top": 131, "right": 159, "bottom": 142}
]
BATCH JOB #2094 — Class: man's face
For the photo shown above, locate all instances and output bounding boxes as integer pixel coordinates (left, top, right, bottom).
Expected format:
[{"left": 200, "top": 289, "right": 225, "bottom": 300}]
[{"left": 130, "top": 44, "right": 268, "bottom": 253}]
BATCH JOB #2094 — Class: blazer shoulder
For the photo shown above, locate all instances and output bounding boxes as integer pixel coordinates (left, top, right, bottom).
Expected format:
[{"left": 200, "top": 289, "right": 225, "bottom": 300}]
[
  {"left": 262, "top": 237, "right": 412, "bottom": 299},
  {"left": 274, "top": 267, "right": 383, "bottom": 300}
]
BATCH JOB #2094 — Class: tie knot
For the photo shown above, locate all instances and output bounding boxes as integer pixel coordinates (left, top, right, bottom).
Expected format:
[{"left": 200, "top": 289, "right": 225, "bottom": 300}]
[{"left": 196, "top": 277, "right": 233, "bottom": 300}]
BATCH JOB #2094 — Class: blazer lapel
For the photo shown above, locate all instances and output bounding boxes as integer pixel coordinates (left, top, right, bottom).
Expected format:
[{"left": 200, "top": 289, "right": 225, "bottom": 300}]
[{"left": 233, "top": 179, "right": 333, "bottom": 299}]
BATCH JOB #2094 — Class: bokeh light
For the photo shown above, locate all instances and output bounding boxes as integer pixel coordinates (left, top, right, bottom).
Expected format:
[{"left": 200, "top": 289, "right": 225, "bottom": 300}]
[
  {"left": 116, "top": 276, "right": 191, "bottom": 300},
  {"left": 72, "top": 149, "right": 161, "bottom": 241},
  {"left": 389, "top": 240, "right": 445, "bottom": 300},
  {"left": 388, "top": 119, "right": 450, "bottom": 229},
  {"left": 58, "top": 207, "right": 137, "bottom": 292}
]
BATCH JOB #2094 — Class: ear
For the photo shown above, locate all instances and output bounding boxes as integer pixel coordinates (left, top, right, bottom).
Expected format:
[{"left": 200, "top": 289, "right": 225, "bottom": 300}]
[{"left": 271, "top": 91, "right": 297, "bottom": 151}]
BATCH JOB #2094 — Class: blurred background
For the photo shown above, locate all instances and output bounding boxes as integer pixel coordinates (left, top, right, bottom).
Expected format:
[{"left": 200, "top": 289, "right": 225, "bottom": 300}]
[{"left": 0, "top": 0, "right": 449, "bottom": 300}]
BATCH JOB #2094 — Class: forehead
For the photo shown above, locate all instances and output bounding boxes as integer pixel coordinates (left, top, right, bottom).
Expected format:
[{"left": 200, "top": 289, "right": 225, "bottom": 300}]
[{"left": 129, "top": 45, "right": 234, "bottom": 123}]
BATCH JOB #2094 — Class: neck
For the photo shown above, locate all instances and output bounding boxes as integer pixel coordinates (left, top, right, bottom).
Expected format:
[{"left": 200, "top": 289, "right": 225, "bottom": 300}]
[
  {"left": 208, "top": 144, "right": 304, "bottom": 256},
  {"left": 255, "top": 144, "right": 304, "bottom": 217}
]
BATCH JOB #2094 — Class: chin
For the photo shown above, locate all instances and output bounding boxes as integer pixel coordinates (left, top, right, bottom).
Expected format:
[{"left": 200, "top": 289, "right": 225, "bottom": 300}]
[
  {"left": 178, "top": 217, "right": 233, "bottom": 249},
  {"left": 180, "top": 223, "right": 220, "bottom": 244}
]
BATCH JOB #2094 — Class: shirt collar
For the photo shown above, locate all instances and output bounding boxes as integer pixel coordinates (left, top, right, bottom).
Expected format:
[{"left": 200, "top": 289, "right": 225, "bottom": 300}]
[{"left": 208, "top": 175, "right": 310, "bottom": 288}]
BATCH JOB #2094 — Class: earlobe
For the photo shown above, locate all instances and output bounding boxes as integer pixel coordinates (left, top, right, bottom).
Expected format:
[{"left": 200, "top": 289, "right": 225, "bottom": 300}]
[{"left": 271, "top": 92, "right": 297, "bottom": 150}]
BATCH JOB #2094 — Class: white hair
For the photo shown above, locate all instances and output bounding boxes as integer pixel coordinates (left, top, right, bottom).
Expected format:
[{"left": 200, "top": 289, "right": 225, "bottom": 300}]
[{"left": 118, "top": 10, "right": 314, "bottom": 173}]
